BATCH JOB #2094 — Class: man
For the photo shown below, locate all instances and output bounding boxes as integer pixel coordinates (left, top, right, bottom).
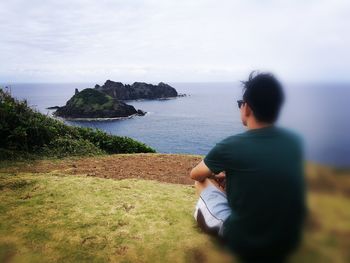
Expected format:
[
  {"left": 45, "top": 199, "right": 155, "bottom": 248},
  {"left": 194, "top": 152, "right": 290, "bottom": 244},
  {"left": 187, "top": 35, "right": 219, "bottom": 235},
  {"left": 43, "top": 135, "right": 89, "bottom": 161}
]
[{"left": 191, "top": 72, "right": 306, "bottom": 262}]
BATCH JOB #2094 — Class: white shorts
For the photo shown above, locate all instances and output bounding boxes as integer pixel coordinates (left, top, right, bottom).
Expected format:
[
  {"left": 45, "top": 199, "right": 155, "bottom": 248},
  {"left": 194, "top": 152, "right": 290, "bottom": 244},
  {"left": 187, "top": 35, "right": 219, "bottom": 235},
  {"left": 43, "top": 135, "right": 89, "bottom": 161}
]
[{"left": 194, "top": 184, "right": 232, "bottom": 237}]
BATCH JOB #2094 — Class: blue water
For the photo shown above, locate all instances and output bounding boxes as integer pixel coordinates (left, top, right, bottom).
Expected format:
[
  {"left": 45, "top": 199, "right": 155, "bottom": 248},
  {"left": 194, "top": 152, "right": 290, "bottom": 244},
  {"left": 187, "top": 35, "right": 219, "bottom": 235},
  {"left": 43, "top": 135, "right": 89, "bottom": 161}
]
[{"left": 2, "top": 82, "right": 350, "bottom": 167}]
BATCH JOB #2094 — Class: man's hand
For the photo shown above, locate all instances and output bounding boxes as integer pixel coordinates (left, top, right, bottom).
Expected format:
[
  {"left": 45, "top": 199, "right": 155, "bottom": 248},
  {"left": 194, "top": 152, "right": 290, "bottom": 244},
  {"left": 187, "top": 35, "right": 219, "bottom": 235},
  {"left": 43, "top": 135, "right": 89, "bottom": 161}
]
[{"left": 213, "top": 172, "right": 226, "bottom": 191}]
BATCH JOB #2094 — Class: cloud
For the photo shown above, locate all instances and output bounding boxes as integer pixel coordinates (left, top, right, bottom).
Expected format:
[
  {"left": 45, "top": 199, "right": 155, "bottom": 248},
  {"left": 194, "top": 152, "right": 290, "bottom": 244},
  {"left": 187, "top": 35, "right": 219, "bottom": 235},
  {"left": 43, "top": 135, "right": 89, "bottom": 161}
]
[{"left": 0, "top": 0, "right": 349, "bottom": 82}]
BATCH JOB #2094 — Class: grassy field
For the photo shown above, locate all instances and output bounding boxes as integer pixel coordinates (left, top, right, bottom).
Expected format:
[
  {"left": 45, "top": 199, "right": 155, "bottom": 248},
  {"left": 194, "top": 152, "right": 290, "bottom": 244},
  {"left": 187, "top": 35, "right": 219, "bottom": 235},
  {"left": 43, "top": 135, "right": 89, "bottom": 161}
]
[{"left": 0, "top": 154, "right": 350, "bottom": 263}]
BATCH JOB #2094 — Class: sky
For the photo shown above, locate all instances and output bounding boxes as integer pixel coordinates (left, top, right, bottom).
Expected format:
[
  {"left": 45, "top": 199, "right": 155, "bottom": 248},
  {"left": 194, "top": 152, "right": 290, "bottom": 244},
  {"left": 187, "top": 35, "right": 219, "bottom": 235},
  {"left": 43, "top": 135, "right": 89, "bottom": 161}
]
[{"left": 0, "top": 0, "right": 349, "bottom": 83}]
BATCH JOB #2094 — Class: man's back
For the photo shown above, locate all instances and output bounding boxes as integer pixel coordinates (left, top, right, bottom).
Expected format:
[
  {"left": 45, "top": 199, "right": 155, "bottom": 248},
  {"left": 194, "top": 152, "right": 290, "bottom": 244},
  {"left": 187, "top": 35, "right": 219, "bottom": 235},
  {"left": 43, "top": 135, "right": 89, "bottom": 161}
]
[{"left": 204, "top": 126, "right": 306, "bottom": 260}]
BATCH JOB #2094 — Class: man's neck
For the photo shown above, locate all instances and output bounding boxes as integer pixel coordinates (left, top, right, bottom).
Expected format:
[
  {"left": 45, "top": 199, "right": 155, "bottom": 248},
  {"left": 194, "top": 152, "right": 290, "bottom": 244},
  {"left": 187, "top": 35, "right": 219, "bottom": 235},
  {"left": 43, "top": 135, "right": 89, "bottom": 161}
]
[{"left": 247, "top": 120, "right": 273, "bottom": 130}]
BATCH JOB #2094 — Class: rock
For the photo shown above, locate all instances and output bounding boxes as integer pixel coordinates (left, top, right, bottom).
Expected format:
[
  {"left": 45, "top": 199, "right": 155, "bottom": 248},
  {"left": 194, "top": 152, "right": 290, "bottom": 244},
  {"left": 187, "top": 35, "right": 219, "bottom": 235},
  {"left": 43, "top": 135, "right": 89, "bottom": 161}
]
[
  {"left": 137, "top": 109, "right": 146, "bottom": 116},
  {"left": 54, "top": 88, "right": 138, "bottom": 119},
  {"left": 46, "top": 106, "right": 60, "bottom": 110},
  {"left": 95, "top": 80, "right": 178, "bottom": 100}
]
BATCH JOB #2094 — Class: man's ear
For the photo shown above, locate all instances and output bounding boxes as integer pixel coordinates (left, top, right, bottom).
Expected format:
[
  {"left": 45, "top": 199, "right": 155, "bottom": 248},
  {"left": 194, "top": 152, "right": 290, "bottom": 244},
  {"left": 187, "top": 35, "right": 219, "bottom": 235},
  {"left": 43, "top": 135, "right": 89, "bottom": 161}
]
[
  {"left": 242, "top": 103, "right": 250, "bottom": 118},
  {"left": 243, "top": 103, "right": 252, "bottom": 117}
]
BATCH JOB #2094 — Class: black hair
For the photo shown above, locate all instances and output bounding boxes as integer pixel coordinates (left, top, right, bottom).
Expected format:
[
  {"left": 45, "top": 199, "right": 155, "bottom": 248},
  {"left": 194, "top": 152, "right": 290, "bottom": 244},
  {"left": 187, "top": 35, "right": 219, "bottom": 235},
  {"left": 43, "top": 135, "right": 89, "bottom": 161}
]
[{"left": 241, "top": 71, "right": 284, "bottom": 123}]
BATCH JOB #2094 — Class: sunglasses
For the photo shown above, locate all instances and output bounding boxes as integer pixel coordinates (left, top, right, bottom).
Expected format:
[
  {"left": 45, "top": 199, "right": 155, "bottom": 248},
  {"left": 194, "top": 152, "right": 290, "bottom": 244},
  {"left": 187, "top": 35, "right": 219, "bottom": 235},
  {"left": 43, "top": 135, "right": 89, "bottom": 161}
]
[{"left": 237, "top": 100, "right": 245, "bottom": 109}]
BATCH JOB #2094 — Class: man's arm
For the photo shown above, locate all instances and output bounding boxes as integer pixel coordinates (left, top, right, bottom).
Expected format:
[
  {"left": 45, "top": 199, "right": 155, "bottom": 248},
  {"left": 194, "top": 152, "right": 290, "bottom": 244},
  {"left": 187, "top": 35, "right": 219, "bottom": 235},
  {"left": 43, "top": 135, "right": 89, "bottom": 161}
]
[
  {"left": 191, "top": 140, "right": 227, "bottom": 182},
  {"left": 190, "top": 160, "right": 213, "bottom": 182}
]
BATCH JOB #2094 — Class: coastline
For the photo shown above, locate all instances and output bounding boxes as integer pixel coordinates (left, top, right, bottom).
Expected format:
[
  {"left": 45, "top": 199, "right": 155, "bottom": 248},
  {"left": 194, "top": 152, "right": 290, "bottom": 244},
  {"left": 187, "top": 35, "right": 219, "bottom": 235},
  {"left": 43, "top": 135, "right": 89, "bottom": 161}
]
[{"left": 54, "top": 113, "right": 145, "bottom": 122}]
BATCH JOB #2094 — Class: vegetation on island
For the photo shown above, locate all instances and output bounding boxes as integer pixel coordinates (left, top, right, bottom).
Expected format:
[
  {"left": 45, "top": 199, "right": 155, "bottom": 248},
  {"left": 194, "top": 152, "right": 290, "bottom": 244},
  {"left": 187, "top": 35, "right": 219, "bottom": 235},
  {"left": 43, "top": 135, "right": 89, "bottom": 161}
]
[{"left": 0, "top": 89, "right": 155, "bottom": 160}]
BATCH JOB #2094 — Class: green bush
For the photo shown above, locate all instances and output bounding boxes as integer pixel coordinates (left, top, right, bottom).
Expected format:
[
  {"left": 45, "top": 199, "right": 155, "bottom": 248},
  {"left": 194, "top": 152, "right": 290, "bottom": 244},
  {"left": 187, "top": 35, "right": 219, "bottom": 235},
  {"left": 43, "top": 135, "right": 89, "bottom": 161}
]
[
  {"left": 41, "top": 136, "right": 104, "bottom": 158},
  {"left": 0, "top": 88, "right": 156, "bottom": 160}
]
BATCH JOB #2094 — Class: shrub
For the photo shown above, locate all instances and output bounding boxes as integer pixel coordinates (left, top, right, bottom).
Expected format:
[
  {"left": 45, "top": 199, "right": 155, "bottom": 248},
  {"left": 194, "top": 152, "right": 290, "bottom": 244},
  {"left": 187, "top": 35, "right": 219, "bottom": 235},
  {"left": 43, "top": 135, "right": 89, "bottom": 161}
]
[
  {"left": 41, "top": 136, "right": 104, "bottom": 158},
  {"left": 0, "top": 88, "right": 156, "bottom": 160}
]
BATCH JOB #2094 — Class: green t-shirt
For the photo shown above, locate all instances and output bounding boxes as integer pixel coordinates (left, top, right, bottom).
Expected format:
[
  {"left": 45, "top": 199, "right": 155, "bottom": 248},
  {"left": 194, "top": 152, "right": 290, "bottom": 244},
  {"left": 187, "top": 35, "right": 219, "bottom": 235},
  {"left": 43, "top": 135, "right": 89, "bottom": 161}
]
[{"left": 204, "top": 126, "right": 306, "bottom": 257}]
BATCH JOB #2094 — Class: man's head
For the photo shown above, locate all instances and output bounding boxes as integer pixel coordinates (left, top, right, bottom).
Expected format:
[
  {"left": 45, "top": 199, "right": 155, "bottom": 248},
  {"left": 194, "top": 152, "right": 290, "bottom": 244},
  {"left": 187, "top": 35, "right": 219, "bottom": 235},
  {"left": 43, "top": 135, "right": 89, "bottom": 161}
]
[{"left": 239, "top": 72, "right": 284, "bottom": 128}]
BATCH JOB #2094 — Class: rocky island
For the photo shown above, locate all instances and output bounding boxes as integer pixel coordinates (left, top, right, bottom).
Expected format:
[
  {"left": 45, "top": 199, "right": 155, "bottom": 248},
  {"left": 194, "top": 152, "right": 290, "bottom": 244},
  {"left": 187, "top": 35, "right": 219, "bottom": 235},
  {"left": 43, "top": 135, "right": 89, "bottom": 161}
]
[
  {"left": 53, "top": 81, "right": 180, "bottom": 120},
  {"left": 54, "top": 88, "right": 144, "bottom": 119},
  {"left": 95, "top": 80, "right": 178, "bottom": 100}
]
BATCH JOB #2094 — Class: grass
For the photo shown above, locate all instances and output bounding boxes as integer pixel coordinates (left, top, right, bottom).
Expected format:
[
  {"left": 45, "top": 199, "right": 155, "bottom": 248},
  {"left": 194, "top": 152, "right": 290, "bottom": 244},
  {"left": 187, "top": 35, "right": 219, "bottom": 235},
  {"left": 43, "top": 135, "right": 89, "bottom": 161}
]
[
  {"left": 0, "top": 173, "right": 233, "bottom": 263},
  {"left": 0, "top": 157, "right": 350, "bottom": 263}
]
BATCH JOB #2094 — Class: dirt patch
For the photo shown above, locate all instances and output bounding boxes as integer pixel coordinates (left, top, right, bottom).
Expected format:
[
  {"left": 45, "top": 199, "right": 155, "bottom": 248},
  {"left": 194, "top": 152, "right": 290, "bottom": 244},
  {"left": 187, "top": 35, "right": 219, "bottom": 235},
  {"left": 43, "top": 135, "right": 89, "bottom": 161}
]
[
  {"left": 1, "top": 154, "right": 202, "bottom": 185},
  {"left": 2, "top": 154, "right": 350, "bottom": 196}
]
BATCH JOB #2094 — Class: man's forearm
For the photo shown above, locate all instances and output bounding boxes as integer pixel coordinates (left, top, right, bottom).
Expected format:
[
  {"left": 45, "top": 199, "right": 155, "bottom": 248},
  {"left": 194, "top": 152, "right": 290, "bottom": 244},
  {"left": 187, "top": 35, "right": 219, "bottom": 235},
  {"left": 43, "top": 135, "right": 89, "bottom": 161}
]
[{"left": 190, "top": 160, "right": 213, "bottom": 181}]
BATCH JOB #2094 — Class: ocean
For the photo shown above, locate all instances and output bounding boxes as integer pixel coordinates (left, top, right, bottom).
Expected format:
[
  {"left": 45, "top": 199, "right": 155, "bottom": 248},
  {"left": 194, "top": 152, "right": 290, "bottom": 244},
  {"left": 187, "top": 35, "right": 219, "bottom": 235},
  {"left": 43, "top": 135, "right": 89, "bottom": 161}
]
[{"left": 2, "top": 82, "right": 350, "bottom": 167}]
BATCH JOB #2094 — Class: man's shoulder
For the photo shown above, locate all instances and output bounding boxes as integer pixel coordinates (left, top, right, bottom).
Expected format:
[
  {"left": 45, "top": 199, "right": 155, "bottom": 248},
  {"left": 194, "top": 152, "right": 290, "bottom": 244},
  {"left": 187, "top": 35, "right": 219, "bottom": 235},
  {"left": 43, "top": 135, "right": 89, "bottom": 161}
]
[
  {"left": 217, "top": 131, "right": 251, "bottom": 147},
  {"left": 275, "top": 127, "right": 304, "bottom": 146},
  {"left": 219, "top": 127, "right": 303, "bottom": 147}
]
